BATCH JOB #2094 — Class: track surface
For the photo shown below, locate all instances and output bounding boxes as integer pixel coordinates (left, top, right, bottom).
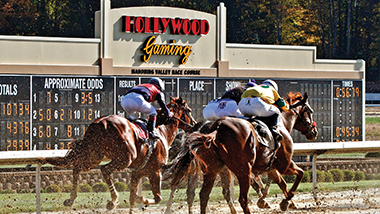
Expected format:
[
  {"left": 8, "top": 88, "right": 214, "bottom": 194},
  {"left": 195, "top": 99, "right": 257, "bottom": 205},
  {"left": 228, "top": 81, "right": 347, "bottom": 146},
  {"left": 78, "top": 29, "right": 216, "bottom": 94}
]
[{"left": 36, "top": 188, "right": 380, "bottom": 214}]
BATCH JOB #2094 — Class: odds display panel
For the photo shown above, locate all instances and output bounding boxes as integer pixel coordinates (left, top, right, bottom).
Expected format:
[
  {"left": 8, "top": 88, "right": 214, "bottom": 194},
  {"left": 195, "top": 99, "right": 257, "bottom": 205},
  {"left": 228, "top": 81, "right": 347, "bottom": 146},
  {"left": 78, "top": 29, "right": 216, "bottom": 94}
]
[
  {"left": 0, "top": 75, "right": 363, "bottom": 151},
  {"left": 31, "top": 76, "right": 114, "bottom": 150}
]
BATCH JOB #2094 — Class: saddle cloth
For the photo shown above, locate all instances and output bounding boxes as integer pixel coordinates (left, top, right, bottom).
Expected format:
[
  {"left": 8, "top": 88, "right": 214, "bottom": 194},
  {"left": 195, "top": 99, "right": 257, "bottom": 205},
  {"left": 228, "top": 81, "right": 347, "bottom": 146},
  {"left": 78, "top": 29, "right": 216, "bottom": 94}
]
[
  {"left": 249, "top": 117, "right": 276, "bottom": 150},
  {"left": 131, "top": 119, "right": 149, "bottom": 139}
]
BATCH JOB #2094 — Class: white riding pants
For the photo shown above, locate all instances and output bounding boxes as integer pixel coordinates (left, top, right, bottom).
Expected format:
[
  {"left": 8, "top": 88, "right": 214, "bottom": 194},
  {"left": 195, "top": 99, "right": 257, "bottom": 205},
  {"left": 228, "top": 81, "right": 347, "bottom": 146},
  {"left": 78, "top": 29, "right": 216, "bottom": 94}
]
[
  {"left": 203, "top": 98, "right": 243, "bottom": 120},
  {"left": 120, "top": 92, "right": 157, "bottom": 120},
  {"left": 238, "top": 97, "right": 280, "bottom": 117}
]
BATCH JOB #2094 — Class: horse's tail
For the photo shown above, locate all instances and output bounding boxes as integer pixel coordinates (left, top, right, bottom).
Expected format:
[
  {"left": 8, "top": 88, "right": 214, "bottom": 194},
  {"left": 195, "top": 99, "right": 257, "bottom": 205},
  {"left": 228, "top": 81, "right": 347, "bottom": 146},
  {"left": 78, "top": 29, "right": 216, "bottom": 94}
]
[
  {"left": 163, "top": 132, "right": 214, "bottom": 187},
  {"left": 43, "top": 122, "right": 104, "bottom": 170}
]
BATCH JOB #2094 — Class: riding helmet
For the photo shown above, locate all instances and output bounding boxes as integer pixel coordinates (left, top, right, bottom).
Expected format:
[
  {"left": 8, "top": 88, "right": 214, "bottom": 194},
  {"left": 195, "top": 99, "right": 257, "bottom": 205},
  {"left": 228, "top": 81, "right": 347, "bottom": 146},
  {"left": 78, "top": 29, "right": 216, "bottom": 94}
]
[
  {"left": 148, "top": 77, "right": 165, "bottom": 91},
  {"left": 246, "top": 79, "right": 257, "bottom": 87},
  {"left": 262, "top": 79, "right": 278, "bottom": 91}
]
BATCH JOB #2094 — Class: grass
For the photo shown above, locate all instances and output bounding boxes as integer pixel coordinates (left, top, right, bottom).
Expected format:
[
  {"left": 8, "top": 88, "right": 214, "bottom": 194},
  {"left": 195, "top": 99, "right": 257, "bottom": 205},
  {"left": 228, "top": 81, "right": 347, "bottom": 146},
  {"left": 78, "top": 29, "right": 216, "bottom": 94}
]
[
  {"left": 1, "top": 180, "right": 380, "bottom": 213},
  {"left": 366, "top": 117, "right": 380, "bottom": 124}
]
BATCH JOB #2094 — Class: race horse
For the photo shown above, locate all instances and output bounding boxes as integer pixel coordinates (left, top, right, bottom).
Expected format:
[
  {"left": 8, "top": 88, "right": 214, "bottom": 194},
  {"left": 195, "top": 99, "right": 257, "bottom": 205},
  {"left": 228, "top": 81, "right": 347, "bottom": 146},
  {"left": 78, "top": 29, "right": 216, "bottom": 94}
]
[
  {"left": 42, "top": 97, "right": 196, "bottom": 213},
  {"left": 166, "top": 92, "right": 318, "bottom": 214}
]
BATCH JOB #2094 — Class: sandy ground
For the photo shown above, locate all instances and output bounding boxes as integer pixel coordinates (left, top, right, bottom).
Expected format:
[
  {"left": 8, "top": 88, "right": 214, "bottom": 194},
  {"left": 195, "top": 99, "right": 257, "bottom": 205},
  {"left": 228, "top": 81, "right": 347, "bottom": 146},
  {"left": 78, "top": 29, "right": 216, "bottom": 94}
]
[{"left": 36, "top": 188, "right": 380, "bottom": 214}]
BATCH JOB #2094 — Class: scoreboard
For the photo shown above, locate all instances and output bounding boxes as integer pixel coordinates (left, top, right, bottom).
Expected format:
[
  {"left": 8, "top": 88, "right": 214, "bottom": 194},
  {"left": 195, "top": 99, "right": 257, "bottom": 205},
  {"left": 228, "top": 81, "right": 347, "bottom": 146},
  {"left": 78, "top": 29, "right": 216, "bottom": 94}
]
[{"left": 0, "top": 75, "right": 364, "bottom": 151}]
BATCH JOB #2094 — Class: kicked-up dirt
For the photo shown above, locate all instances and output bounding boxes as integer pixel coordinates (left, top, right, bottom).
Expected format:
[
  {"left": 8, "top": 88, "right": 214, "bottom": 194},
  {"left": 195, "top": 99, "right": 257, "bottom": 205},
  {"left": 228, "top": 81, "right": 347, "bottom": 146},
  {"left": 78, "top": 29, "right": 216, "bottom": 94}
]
[{"left": 37, "top": 188, "right": 380, "bottom": 214}]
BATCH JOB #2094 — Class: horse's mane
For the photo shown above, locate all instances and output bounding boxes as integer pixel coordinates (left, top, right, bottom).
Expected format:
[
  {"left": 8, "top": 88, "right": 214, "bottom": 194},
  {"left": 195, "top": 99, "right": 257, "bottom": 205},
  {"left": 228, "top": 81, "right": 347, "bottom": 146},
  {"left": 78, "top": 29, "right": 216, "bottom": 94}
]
[{"left": 287, "top": 92, "right": 303, "bottom": 105}]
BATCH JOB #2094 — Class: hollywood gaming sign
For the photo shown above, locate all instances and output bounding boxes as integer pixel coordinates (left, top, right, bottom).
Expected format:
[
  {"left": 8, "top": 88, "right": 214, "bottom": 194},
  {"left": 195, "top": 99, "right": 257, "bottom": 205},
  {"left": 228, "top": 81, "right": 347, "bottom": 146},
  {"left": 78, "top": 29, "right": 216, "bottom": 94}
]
[{"left": 123, "top": 16, "right": 210, "bottom": 64}]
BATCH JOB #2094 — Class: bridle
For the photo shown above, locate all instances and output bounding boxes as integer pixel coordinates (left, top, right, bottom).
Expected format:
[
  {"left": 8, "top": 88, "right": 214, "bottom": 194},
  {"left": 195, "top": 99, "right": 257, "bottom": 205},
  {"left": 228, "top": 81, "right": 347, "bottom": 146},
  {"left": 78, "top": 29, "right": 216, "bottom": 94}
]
[
  {"left": 164, "top": 100, "right": 196, "bottom": 130},
  {"left": 290, "top": 98, "right": 316, "bottom": 135}
]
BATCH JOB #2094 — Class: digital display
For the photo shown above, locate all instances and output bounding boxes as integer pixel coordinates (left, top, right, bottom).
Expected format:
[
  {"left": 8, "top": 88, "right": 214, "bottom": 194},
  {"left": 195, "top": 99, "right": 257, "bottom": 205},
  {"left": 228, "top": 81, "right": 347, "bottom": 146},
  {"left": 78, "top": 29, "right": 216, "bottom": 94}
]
[
  {"left": 31, "top": 76, "right": 114, "bottom": 150},
  {"left": 0, "top": 76, "right": 364, "bottom": 151},
  {"left": 333, "top": 80, "right": 362, "bottom": 142},
  {"left": 0, "top": 76, "right": 30, "bottom": 151}
]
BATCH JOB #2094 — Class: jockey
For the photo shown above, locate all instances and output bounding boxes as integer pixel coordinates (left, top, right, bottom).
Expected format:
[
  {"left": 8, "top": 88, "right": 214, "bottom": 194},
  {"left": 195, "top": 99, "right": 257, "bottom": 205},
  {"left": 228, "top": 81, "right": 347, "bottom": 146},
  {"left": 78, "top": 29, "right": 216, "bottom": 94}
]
[
  {"left": 121, "top": 77, "right": 171, "bottom": 140},
  {"left": 238, "top": 79, "right": 289, "bottom": 143},
  {"left": 202, "top": 80, "right": 257, "bottom": 120}
]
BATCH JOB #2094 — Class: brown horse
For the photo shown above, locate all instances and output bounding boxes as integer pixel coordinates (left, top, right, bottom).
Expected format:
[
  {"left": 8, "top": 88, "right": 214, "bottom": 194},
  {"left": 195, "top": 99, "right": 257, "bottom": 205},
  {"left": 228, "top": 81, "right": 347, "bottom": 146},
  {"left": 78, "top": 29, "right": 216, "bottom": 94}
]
[
  {"left": 43, "top": 97, "right": 196, "bottom": 213},
  {"left": 254, "top": 92, "right": 318, "bottom": 210},
  {"left": 167, "top": 92, "right": 317, "bottom": 214}
]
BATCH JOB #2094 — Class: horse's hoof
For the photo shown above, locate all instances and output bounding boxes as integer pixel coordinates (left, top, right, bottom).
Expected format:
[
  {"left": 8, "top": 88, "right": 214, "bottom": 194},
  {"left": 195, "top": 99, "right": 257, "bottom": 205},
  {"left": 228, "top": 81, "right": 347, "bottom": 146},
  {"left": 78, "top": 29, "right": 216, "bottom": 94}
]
[
  {"left": 63, "top": 199, "right": 73, "bottom": 207},
  {"left": 106, "top": 200, "right": 118, "bottom": 210},
  {"left": 257, "top": 198, "right": 271, "bottom": 209},
  {"left": 280, "top": 199, "right": 290, "bottom": 211}
]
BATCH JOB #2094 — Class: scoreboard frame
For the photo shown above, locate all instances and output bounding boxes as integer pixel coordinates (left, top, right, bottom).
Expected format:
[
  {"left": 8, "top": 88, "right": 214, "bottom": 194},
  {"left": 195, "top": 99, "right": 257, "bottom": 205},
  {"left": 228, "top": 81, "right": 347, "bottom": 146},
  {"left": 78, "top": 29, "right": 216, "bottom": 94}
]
[{"left": 0, "top": 75, "right": 364, "bottom": 152}]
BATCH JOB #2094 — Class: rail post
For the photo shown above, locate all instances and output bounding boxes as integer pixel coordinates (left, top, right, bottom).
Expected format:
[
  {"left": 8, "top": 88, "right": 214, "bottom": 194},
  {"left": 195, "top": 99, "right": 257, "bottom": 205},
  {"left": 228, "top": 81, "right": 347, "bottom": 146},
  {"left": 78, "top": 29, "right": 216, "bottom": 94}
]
[{"left": 36, "top": 162, "right": 42, "bottom": 214}]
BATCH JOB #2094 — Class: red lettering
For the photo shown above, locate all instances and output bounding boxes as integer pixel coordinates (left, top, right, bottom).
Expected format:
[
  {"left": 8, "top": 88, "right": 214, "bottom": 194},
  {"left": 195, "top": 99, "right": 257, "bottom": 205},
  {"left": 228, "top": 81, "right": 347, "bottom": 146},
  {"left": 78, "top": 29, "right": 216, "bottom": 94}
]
[
  {"left": 144, "top": 17, "right": 152, "bottom": 33},
  {"left": 123, "top": 16, "right": 210, "bottom": 36},
  {"left": 124, "top": 16, "right": 134, "bottom": 32},
  {"left": 170, "top": 18, "right": 183, "bottom": 34},
  {"left": 182, "top": 19, "right": 191, "bottom": 35},
  {"left": 200, "top": 20, "right": 209, "bottom": 35},
  {"left": 161, "top": 18, "right": 170, "bottom": 34},
  {"left": 153, "top": 17, "right": 161, "bottom": 33},
  {"left": 135, "top": 16, "right": 144, "bottom": 33},
  {"left": 191, "top": 20, "right": 200, "bottom": 35}
]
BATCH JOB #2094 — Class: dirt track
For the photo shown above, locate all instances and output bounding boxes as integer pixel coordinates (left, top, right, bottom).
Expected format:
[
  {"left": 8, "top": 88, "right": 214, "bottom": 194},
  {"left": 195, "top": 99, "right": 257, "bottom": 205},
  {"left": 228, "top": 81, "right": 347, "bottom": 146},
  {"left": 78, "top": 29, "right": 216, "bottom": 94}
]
[{"left": 37, "top": 188, "right": 380, "bottom": 214}]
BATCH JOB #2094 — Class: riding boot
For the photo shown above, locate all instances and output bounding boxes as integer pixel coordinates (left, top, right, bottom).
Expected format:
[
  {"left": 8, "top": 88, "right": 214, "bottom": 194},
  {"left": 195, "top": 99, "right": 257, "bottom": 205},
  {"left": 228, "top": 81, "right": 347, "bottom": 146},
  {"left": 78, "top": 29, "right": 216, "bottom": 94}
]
[
  {"left": 269, "top": 113, "right": 282, "bottom": 149},
  {"left": 147, "top": 115, "right": 159, "bottom": 141}
]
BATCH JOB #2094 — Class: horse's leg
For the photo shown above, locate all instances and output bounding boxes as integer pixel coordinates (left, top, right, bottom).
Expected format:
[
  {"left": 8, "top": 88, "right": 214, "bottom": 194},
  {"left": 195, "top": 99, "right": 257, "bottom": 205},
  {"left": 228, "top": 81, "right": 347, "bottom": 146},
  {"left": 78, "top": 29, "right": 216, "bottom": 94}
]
[
  {"left": 147, "top": 169, "right": 162, "bottom": 205},
  {"left": 282, "top": 161, "right": 304, "bottom": 209},
  {"left": 251, "top": 174, "right": 272, "bottom": 209},
  {"left": 219, "top": 166, "right": 237, "bottom": 214},
  {"left": 100, "top": 160, "right": 130, "bottom": 210},
  {"left": 267, "top": 169, "right": 291, "bottom": 211},
  {"left": 164, "top": 186, "right": 176, "bottom": 214},
  {"left": 63, "top": 168, "right": 80, "bottom": 207},
  {"left": 199, "top": 171, "right": 217, "bottom": 214},
  {"left": 234, "top": 171, "right": 252, "bottom": 214},
  {"left": 129, "top": 170, "right": 143, "bottom": 214},
  {"left": 186, "top": 172, "right": 198, "bottom": 214}
]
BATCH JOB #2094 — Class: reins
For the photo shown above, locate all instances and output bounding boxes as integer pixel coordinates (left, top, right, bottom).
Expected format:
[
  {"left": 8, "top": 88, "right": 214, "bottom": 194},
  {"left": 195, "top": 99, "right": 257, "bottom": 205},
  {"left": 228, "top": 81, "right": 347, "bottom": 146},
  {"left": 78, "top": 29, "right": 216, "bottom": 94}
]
[
  {"left": 170, "top": 109, "right": 195, "bottom": 129},
  {"left": 289, "top": 99, "right": 315, "bottom": 134},
  {"left": 131, "top": 100, "right": 194, "bottom": 172}
]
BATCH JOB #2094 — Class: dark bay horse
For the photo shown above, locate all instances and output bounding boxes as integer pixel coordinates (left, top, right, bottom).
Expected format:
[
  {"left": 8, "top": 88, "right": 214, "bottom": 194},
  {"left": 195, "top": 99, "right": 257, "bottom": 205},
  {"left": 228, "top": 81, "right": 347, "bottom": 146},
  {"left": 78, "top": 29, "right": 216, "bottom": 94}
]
[
  {"left": 43, "top": 97, "right": 196, "bottom": 213},
  {"left": 166, "top": 92, "right": 317, "bottom": 214}
]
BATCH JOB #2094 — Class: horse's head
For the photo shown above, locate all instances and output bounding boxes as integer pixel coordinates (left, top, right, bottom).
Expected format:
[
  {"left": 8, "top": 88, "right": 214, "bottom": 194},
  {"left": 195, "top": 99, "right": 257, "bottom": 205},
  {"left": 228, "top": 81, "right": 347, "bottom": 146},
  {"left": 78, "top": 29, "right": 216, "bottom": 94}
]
[
  {"left": 160, "top": 96, "right": 196, "bottom": 131},
  {"left": 287, "top": 92, "right": 318, "bottom": 141}
]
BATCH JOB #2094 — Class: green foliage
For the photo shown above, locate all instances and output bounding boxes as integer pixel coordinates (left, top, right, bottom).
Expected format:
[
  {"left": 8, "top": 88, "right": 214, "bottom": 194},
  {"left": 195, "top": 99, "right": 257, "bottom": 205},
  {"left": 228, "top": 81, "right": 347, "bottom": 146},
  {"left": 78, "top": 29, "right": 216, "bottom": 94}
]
[
  {"left": 302, "top": 170, "right": 311, "bottom": 183},
  {"left": 62, "top": 184, "right": 73, "bottom": 193},
  {"left": 17, "top": 189, "right": 30, "bottom": 194},
  {"left": 329, "top": 169, "right": 344, "bottom": 182},
  {"left": 1, "top": 189, "right": 15, "bottom": 194},
  {"left": 316, "top": 170, "right": 325, "bottom": 182},
  {"left": 354, "top": 171, "right": 365, "bottom": 181},
  {"left": 343, "top": 170, "right": 355, "bottom": 181},
  {"left": 324, "top": 171, "right": 334, "bottom": 182},
  {"left": 282, "top": 174, "right": 296, "bottom": 183},
  {"left": 92, "top": 182, "right": 108, "bottom": 193},
  {"left": 308, "top": 170, "right": 326, "bottom": 182},
  {"left": 161, "top": 181, "right": 171, "bottom": 190},
  {"left": 45, "top": 184, "right": 62, "bottom": 193},
  {"left": 365, "top": 152, "right": 380, "bottom": 158},
  {"left": 142, "top": 180, "right": 151, "bottom": 191},
  {"left": 114, "top": 182, "right": 128, "bottom": 192},
  {"left": 78, "top": 184, "right": 92, "bottom": 193}
]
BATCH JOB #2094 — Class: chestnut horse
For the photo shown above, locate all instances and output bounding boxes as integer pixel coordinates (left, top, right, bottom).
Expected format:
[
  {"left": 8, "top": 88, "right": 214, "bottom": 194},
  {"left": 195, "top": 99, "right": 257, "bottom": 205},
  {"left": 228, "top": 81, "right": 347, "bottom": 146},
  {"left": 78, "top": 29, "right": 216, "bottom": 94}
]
[
  {"left": 43, "top": 97, "right": 196, "bottom": 213},
  {"left": 167, "top": 92, "right": 317, "bottom": 214}
]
